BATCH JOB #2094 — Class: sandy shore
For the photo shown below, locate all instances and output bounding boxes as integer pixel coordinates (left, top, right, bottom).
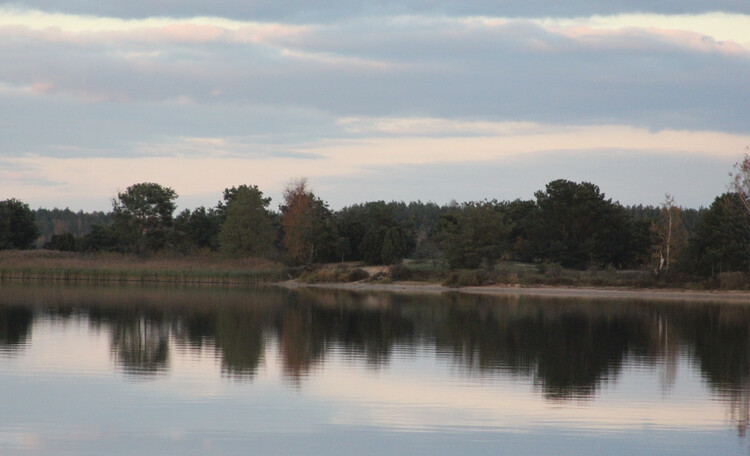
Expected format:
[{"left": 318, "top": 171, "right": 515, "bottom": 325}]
[{"left": 277, "top": 280, "right": 750, "bottom": 303}]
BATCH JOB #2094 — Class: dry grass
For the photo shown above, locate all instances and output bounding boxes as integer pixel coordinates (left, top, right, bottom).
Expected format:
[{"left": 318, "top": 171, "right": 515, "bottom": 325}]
[{"left": 0, "top": 250, "right": 286, "bottom": 284}]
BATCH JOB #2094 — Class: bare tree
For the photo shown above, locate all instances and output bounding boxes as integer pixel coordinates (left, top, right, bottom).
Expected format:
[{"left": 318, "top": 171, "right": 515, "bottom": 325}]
[
  {"left": 730, "top": 149, "right": 750, "bottom": 214},
  {"left": 652, "top": 193, "right": 684, "bottom": 274}
]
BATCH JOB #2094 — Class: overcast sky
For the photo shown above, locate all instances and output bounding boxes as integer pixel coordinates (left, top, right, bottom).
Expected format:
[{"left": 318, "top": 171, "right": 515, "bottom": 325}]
[{"left": 1, "top": 1, "right": 748, "bottom": 211}]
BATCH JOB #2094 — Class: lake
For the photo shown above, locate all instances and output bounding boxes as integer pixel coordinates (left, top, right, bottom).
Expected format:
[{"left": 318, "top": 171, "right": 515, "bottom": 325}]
[{"left": 0, "top": 282, "right": 748, "bottom": 455}]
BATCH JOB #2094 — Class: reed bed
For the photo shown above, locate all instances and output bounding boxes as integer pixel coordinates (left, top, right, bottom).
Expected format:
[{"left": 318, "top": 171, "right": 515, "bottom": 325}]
[{"left": 0, "top": 250, "right": 287, "bottom": 285}]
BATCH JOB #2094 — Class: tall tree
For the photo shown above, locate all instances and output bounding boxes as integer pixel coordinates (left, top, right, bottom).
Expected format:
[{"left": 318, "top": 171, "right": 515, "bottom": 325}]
[
  {"left": 432, "top": 200, "right": 508, "bottom": 269},
  {"left": 280, "top": 178, "right": 337, "bottom": 265},
  {"left": 335, "top": 201, "right": 416, "bottom": 264},
  {"left": 730, "top": 151, "right": 750, "bottom": 214},
  {"left": 111, "top": 182, "right": 177, "bottom": 253},
  {"left": 173, "top": 206, "right": 221, "bottom": 252},
  {"left": 531, "top": 180, "right": 632, "bottom": 269},
  {"left": 652, "top": 194, "right": 685, "bottom": 274},
  {"left": 682, "top": 193, "right": 750, "bottom": 276},
  {"left": 0, "top": 199, "right": 39, "bottom": 250},
  {"left": 218, "top": 185, "right": 274, "bottom": 257}
]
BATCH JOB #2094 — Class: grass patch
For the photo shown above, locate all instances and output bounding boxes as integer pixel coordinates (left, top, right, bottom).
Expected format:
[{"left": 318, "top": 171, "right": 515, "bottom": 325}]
[
  {"left": 298, "top": 265, "right": 369, "bottom": 283},
  {"left": 0, "top": 250, "right": 286, "bottom": 284}
]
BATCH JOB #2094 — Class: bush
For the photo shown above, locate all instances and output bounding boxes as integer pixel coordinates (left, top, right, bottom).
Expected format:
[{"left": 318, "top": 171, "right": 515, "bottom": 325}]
[
  {"left": 537, "top": 262, "right": 562, "bottom": 278},
  {"left": 443, "top": 270, "right": 481, "bottom": 287},
  {"left": 387, "top": 263, "right": 412, "bottom": 281},
  {"left": 298, "top": 265, "right": 369, "bottom": 283},
  {"left": 718, "top": 272, "right": 750, "bottom": 290},
  {"left": 495, "top": 272, "right": 519, "bottom": 285}
]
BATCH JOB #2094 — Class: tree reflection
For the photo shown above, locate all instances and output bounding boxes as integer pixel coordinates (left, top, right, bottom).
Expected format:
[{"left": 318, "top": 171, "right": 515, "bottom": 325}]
[
  {"left": 431, "top": 297, "right": 654, "bottom": 400},
  {"left": 4, "top": 283, "right": 750, "bottom": 436},
  {"left": 110, "top": 313, "right": 170, "bottom": 378},
  {"left": 275, "top": 291, "right": 415, "bottom": 383},
  {"left": 214, "top": 307, "right": 265, "bottom": 380},
  {"left": 678, "top": 305, "right": 750, "bottom": 437},
  {"left": 0, "top": 306, "right": 33, "bottom": 355}
]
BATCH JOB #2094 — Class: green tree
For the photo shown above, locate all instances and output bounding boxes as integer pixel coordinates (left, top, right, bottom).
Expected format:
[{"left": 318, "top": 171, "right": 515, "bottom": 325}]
[
  {"left": 531, "top": 180, "right": 632, "bottom": 269},
  {"left": 0, "top": 198, "right": 39, "bottom": 250},
  {"left": 682, "top": 193, "right": 750, "bottom": 276},
  {"left": 218, "top": 185, "right": 274, "bottom": 257},
  {"left": 44, "top": 232, "right": 77, "bottom": 251},
  {"left": 33, "top": 208, "right": 110, "bottom": 247},
  {"left": 173, "top": 206, "right": 221, "bottom": 252},
  {"left": 80, "top": 225, "right": 121, "bottom": 252},
  {"left": 335, "top": 201, "right": 416, "bottom": 265},
  {"left": 500, "top": 199, "right": 537, "bottom": 262},
  {"left": 380, "top": 227, "right": 409, "bottom": 265},
  {"left": 432, "top": 200, "right": 508, "bottom": 269},
  {"left": 111, "top": 183, "right": 177, "bottom": 253}
]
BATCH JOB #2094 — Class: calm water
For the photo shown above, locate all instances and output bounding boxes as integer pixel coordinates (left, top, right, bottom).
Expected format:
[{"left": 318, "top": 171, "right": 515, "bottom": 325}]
[{"left": 0, "top": 283, "right": 749, "bottom": 455}]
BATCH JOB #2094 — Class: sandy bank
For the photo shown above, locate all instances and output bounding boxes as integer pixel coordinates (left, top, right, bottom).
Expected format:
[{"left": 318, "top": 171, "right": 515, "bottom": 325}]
[{"left": 276, "top": 281, "right": 750, "bottom": 303}]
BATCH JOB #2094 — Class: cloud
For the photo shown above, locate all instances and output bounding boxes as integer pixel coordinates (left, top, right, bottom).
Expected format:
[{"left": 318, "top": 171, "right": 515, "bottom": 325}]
[
  {"left": 0, "top": 11, "right": 748, "bottom": 134},
  {"left": 3, "top": 0, "right": 750, "bottom": 22},
  {"left": 2, "top": 120, "right": 743, "bottom": 210},
  {"left": 308, "top": 365, "right": 728, "bottom": 433},
  {"left": 0, "top": 6, "right": 747, "bottom": 211}
]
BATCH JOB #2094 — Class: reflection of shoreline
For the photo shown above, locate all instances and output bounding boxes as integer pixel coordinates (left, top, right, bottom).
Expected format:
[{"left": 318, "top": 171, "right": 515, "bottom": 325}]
[{"left": 277, "top": 281, "right": 750, "bottom": 304}]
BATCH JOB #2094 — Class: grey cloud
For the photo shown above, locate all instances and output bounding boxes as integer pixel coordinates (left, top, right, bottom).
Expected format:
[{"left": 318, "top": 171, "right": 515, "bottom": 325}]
[
  {"left": 4, "top": 0, "right": 750, "bottom": 21},
  {"left": 0, "top": 90, "right": 339, "bottom": 158},
  {"left": 0, "top": 17, "right": 748, "bottom": 162}
]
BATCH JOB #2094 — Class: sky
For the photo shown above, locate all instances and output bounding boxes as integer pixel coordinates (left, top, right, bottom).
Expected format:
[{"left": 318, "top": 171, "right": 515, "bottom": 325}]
[{"left": 0, "top": 1, "right": 749, "bottom": 211}]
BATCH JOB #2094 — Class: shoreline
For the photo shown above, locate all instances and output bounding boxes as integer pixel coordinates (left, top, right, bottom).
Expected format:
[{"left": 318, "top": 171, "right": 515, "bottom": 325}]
[{"left": 277, "top": 280, "right": 750, "bottom": 303}]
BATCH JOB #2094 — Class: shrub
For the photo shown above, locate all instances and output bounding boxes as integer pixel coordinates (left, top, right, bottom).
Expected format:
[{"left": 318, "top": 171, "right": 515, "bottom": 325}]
[
  {"left": 387, "top": 263, "right": 412, "bottom": 281},
  {"left": 298, "top": 265, "right": 369, "bottom": 283},
  {"left": 443, "top": 270, "right": 481, "bottom": 287},
  {"left": 718, "top": 272, "right": 750, "bottom": 290},
  {"left": 537, "top": 262, "right": 563, "bottom": 278}
]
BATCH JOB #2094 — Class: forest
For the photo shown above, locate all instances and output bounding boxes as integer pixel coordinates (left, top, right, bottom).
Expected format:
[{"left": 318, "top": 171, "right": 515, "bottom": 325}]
[{"left": 1, "top": 169, "right": 749, "bottom": 285}]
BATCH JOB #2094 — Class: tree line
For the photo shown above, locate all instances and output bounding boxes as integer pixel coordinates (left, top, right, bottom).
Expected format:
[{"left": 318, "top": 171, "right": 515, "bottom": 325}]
[{"left": 3, "top": 172, "right": 750, "bottom": 279}]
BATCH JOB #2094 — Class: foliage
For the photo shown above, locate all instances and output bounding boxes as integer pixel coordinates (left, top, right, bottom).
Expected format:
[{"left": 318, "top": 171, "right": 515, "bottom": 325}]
[
  {"left": 531, "top": 179, "right": 635, "bottom": 269},
  {"left": 218, "top": 185, "right": 274, "bottom": 257},
  {"left": 298, "top": 265, "right": 369, "bottom": 283},
  {"left": 500, "top": 199, "right": 537, "bottom": 262},
  {"left": 0, "top": 199, "right": 39, "bottom": 250},
  {"left": 111, "top": 182, "right": 178, "bottom": 254},
  {"left": 80, "top": 225, "right": 121, "bottom": 252},
  {"left": 730, "top": 153, "right": 750, "bottom": 214},
  {"left": 44, "top": 232, "right": 77, "bottom": 251},
  {"left": 336, "top": 201, "right": 416, "bottom": 265},
  {"left": 650, "top": 194, "right": 687, "bottom": 274},
  {"left": 682, "top": 193, "right": 750, "bottom": 276},
  {"left": 380, "top": 227, "right": 409, "bottom": 265},
  {"left": 280, "top": 178, "right": 338, "bottom": 265},
  {"left": 442, "top": 269, "right": 483, "bottom": 287},
  {"left": 34, "top": 208, "right": 111, "bottom": 248},
  {"left": 173, "top": 206, "right": 221, "bottom": 252},
  {"left": 432, "top": 200, "right": 508, "bottom": 269}
]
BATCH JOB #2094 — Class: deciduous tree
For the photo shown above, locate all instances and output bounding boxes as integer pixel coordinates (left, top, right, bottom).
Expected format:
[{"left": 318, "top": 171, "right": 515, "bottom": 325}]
[
  {"left": 651, "top": 194, "right": 685, "bottom": 274},
  {"left": 730, "top": 151, "right": 750, "bottom": 214},
  {"left": 280, "top": 179, "right": 337, "bottom": 265}
]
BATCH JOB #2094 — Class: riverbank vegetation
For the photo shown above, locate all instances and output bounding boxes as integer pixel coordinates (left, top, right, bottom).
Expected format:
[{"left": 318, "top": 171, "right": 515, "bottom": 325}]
[
  {"left": 2, "top": 156, "right": 750, "bottom": 288},
  {"left": 0, "top": 250, "right": 285, "bottom": 284}
]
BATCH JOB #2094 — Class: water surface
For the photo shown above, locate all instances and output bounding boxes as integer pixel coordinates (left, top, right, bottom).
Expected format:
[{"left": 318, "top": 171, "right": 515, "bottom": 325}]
[{"left": 0, "top": 283, "right": 748, "bottom": 455}]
